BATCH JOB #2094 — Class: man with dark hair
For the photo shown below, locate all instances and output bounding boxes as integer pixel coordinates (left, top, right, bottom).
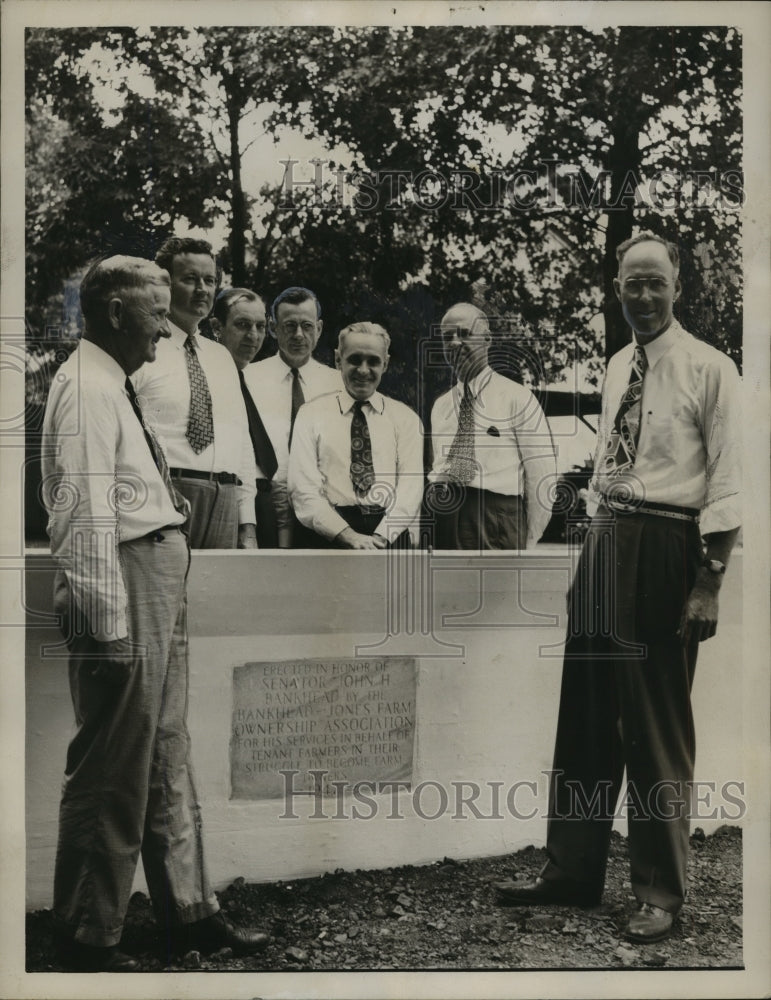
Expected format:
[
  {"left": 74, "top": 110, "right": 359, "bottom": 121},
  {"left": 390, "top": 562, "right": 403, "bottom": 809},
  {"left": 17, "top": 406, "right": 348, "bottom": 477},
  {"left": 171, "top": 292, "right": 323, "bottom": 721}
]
[
  {"left": 495, "top": 233, "right": 742, "bottom": 944},
  {"left": 243, "top": 285, "right": 341, "bottom": 547},
  {"left": 211, "top": 287, "right": 278, "bottom": 548},
  {"left": 132, "top": 236, "right": 257, "bottom": 548},
  {"left": 426, "top": 302, "right": 555, "bottom": 550},
  {"left": 288, "top": 322, "right": 424, "bottom": 548},
  {"left": 42, "top": 256, "right": 269, "bottom": 971}
]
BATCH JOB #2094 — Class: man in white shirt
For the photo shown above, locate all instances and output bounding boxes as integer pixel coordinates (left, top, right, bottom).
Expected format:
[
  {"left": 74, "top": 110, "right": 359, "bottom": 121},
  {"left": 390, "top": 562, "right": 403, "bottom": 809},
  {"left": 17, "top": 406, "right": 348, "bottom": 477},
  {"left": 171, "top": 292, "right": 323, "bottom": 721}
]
[
  {"left": 210, "top": 286, "right": 279, "bottom": 548},
  {"left": 426, "top": 303, "right": 555, "bottom": 549},
  {"left": 42, "top": 257, "right": 268, "bottom": 971},
  {"left": 495, "top": 233, "right": 742, "bottom": 945},
  {"left": 243, "top": 286, "right": 341, "bottom": 547},
  {"left": 288, "top": 322, "right": 424, "bottom": 548},
  {"left": 132, "top": 237, "right": 257, "bottom": 548}
]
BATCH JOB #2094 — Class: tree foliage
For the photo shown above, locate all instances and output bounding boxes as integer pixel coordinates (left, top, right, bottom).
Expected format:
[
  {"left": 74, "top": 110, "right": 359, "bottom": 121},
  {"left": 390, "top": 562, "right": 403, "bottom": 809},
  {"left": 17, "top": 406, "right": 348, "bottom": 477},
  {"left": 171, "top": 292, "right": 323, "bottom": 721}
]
[{"left": 25, "top": 24, "right": 742, "bottom": 396}]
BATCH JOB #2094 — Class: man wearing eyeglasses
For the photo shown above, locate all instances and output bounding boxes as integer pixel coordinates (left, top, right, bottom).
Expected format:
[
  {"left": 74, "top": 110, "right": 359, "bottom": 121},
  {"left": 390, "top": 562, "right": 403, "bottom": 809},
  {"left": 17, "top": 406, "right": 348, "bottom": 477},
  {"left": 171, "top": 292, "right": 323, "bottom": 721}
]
[
  {"left": 243, "top": 286, "right": 341, "bottom": 547},
  {"left": 495, "top": 233, "right": 742, "bottom": 945},
  {"left": 426, "top": 302, "right": 555, "bottom": 550}
]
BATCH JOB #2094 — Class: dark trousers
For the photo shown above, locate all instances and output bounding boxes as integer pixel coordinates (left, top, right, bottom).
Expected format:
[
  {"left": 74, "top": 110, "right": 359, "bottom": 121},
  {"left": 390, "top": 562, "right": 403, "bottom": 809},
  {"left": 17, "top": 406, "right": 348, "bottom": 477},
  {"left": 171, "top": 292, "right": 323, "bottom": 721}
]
[
  {"left": 255, "top": 481, "right": 279, "bottom": 548},
  {"left": 425, "top": 482, "right": 527, "bottom": 550},
  {"left": 541, "top": 507, "right": 703, "bottom": 913},
  {"left": 293, "top": 506, "right": 411, "bottom": 549},
  {"left": 52, "top": 529, "right": 218, "bottom": 946}
]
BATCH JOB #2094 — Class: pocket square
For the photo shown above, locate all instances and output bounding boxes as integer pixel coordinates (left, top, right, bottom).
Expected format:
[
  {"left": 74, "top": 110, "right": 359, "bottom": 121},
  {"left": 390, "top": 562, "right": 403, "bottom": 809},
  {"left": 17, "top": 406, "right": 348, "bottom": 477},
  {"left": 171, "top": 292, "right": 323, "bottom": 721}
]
[{"left": 486, "top": 425, "right": 500, "bottom": 437}]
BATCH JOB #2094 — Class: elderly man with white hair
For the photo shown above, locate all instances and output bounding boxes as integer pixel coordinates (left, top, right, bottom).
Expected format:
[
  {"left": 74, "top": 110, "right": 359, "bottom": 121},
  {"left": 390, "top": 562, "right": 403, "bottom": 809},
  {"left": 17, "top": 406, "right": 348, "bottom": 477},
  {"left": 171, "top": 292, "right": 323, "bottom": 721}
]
[
  {"left": 42, "top": 256, "right": 269, "bottom": 970},
  {"left": 426, "top": 302, "right": 555, "bottom": 550}
]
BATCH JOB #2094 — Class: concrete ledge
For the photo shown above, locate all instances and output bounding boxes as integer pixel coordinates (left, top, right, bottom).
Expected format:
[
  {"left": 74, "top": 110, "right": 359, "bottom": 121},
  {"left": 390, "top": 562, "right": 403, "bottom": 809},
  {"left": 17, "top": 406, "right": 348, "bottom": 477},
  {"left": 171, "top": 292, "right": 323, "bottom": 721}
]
[{"left": 25, "top": 547, "right": 743, "bottom": 910}]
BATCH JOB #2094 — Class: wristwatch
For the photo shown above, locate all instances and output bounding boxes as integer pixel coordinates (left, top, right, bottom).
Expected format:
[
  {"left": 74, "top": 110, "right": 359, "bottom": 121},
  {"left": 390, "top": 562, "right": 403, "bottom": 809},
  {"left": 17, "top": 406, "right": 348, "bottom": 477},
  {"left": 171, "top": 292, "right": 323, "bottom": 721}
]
[{"left": 702, "top": 558, "right": 726, "bottom": 575}]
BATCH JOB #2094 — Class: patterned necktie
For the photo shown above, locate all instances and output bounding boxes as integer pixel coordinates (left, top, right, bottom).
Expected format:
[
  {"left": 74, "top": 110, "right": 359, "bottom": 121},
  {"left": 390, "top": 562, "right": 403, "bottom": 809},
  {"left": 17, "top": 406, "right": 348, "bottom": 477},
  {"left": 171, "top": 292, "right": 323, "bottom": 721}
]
[
  {"left": 238, "top": 369, "right": 278, "bottom": 480},
  {"left": 446, "top": 381, "right": 477, "bottom": 484},
  {"left": 184, "top": 335, "right": 214, "bottom": 454},
  {"left": 288, "top": 367, "right": 305, "bottom": 448},
  {"left": 125, "top": 379, "right": 185, "bottom": 512},
  {"left": 600, "top": 345, "right": 649, "bottom": 477},
  {"left": 350, "top": 400, "right": 375, "bottom": 497}
]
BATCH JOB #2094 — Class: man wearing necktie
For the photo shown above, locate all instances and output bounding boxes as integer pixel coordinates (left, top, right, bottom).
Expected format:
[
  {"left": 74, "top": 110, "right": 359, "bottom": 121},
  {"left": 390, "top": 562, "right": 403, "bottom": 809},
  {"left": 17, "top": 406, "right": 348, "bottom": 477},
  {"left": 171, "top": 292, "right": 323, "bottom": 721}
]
[
  {"left": 211, "top": 287, "right": 279, "bottom": 548},
  {"left": 41, "top": 257, "right": 269, "bottom": 971},
  {"left": 243, "top": 286, "right": 342, "bottom": 547},
  {"left": 426, "top": 303, "right": 556, "bottom": 550},
  {"left": 495, "top": 234, "right": 742, "bottom": 945},
  {"left": 288, "top": 322, "right": 424, "bottom": 548},
  {"left": 131, "top": 237, "right": 257, "bottom": 549}
]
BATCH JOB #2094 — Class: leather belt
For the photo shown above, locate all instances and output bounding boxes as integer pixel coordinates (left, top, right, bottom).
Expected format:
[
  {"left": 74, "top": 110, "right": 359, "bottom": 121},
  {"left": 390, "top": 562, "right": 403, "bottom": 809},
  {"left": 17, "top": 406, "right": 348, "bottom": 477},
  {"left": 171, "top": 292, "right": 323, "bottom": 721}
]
[
  {"left": 142, "top": 524, "right": 183, "bottom": 542},
  {"left": 169, "top": 467, "right": 241, "bottom": 486},
  {"left": 602, "top": 496, "right": 700, "bottom": 523}
]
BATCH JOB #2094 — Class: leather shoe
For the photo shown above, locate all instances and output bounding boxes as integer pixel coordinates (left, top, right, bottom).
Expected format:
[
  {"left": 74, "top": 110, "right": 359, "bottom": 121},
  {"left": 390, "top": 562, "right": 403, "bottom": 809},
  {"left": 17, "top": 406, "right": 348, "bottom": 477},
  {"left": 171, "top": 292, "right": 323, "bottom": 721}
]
[
  {"left": 175, "top": 912, "right": 270, "bottom": 956},
  {"left": 56, "top": 940, "right": 139, "bottom": 972},
  {"left": 624, "top": 902, "right": 675, "bottom": 943},
  {"left": 495, "top": 875, "right": 601, "bottom": 907}
]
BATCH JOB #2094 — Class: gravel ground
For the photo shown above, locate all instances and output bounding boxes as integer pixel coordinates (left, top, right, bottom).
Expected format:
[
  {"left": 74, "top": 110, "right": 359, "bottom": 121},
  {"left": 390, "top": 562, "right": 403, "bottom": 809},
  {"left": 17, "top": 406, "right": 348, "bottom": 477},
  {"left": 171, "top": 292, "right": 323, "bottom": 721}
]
[{"left": 26, "top": 825, "right": 742, "bottom": 973}]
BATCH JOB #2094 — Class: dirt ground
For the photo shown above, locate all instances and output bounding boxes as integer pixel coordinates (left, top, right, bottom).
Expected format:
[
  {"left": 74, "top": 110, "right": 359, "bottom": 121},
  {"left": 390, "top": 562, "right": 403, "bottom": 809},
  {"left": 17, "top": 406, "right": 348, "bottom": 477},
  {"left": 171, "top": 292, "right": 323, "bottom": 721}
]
[{"left": 26, "top": 825, "right": 742, "bottom": 973}]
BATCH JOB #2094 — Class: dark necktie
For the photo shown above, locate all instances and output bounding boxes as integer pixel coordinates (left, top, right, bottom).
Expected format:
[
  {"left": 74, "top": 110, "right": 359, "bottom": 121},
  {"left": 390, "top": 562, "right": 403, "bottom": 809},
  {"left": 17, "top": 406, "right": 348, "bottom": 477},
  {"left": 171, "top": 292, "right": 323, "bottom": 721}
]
[
  {"left": 446, "top": 381, "right": 477, "bottom": 484},
  {"left": 288, "top": 366, "right": 305, "bottom": 448},
  {"left": 350, "top": 400, "right": 375, "bottom": 497},
  {"left": 184, "top": 335, "right": 214, "bottom": 454},
  {"left": 600, "top": 345, "right": 649, "bottom": 477},
  {"left": 125, "top": 379, "right": 183, "bottom": 510},
  {"left": 238, "top": 369, "right": 278, "bottom": 480}
]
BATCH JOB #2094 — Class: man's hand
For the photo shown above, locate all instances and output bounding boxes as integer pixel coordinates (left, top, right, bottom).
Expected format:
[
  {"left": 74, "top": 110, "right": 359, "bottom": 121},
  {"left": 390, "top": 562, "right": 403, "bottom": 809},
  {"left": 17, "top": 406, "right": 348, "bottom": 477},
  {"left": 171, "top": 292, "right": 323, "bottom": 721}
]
[
  {"left": 678, "top": 575, "right": 720, "bottom": 644},
  {"left": 237, "top": 523, "right": 258, "bottom": 549},
  {"left": 88, "top": 638, "right": 136, "bottom": 685},
  {"left": 336, "top": 526, "right": 388, "bottom": 550},
  {"left": 678, "top": 526, "right": 740, "bottom": 645}
]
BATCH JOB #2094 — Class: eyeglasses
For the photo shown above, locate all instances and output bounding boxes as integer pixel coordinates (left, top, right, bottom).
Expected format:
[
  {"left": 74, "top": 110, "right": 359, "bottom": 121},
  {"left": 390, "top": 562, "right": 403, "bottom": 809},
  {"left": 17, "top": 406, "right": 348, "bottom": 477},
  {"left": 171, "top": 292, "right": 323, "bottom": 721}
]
[
  {"left": 620, "top": 277, "right": 671, "bottom": 296},
  {"left": 279, "top": 320, "right": 317, "bottom": 334}
]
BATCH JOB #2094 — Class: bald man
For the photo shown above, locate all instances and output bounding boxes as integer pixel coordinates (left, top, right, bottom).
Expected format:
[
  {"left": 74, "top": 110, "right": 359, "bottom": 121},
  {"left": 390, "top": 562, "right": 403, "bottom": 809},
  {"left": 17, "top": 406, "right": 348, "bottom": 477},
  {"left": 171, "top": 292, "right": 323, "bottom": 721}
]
[{"left": 426, "top": 303, "right": 555, "bottom": 550}]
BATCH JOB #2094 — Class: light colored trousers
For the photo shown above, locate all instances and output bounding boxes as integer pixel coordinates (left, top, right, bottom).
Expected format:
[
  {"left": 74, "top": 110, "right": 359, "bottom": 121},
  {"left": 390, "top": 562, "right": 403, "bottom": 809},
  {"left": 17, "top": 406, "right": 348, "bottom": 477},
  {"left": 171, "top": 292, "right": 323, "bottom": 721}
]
[{"left": 52, "top": 528, "right": 219, "bottom": 946}]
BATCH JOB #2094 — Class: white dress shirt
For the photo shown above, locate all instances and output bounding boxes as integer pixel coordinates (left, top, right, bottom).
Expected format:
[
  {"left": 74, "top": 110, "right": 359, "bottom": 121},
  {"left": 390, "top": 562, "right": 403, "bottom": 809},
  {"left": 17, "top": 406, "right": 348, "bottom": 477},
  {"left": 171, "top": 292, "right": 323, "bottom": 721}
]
[
  {"left": 42, "top": 341, "right": 186, "bottom": 642},
  {"left": 429, "top": 366, "right": 556, "bottom": 545},
  {"left": 288, "top": 389, "right": 425, "bottom": 542},
  {"left": 243, "top": 354, "right": 342, "bottom": 531},
  {"left": 589, "top": 320, "right": 741, "bottom": 535},
  {"left": 131, "top": 323, "right": 256, "bottom": 524}
]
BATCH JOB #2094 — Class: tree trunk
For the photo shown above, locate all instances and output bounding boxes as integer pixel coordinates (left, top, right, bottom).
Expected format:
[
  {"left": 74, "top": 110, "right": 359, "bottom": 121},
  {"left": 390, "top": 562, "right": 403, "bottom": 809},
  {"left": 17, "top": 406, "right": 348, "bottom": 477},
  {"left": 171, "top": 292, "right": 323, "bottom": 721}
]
[
  {"left": 602, "top": 28, "right": 646, "bottom": 362},
  {"left": 227, "top": 95, "right": 247, "bottom": 286}
]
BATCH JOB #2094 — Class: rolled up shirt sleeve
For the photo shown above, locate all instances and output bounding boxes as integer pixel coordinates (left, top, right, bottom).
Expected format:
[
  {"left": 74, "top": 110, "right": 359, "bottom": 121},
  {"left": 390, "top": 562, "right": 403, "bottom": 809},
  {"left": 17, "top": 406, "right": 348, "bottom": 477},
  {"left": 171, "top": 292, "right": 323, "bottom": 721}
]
[
  {"left": 374, "top": 408, "right": 425, "bottom": 542},
  {"left": 515, "top": 390, "right": 557, "bottom": 546},
  {"left": 699, "top": 354, "right": 742, "bottom": 535},
  {"left": 43, "top": 382, "right": 128, "bottom": 642},
  {"left": 287, "top": 406, "right": 350, "bottom": 541}
]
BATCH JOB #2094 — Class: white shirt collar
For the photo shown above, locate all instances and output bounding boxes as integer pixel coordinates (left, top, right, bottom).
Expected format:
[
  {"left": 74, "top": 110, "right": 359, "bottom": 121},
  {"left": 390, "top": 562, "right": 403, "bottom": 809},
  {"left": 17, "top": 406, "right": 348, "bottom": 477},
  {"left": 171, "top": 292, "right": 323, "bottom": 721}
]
[
  {"left": 457, "top": 365, "right": 493, "bottom": 398},
  {"left": 337, "top": 389, "right": 385, "bottom": 415},
  {"left": 634, "top": 319, "right": 682, "bottom": 371},
  {"left": 78, "top": 338, "right": 127, "bottom": 387}
]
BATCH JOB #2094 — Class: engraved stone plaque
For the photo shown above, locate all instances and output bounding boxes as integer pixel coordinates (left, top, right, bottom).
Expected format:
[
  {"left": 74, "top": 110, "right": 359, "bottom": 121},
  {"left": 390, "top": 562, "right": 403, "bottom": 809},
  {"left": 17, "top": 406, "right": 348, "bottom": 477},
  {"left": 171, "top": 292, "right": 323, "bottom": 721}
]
[{"left": 230, "top": 656, "right": 417, "bottom": 799}]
